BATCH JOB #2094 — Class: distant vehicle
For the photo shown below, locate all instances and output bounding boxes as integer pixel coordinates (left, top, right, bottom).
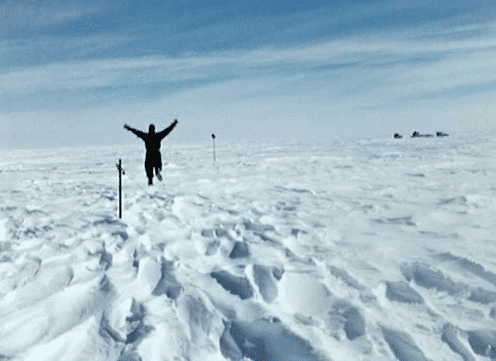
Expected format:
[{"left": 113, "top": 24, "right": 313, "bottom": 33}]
[
  {"left": 393, "top": 133, "right": 403, "bottom": 139},
  {"left": 436, "top": 132, "right": 449, "bottom": 137},
  {"left": 411, "top": 131, "right": 433, "bottom": 138}
]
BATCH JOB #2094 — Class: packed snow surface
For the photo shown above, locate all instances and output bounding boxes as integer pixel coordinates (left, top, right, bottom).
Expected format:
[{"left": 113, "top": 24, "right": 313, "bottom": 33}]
[{"left": 0, "top": 133, "right": 495, "bottom": 360}]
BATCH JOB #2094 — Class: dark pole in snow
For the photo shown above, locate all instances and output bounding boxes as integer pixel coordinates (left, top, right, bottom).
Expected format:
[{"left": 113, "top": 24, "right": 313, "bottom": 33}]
[
  {"left": 117, "top": 159, "right": 123, "bottom": 219},
  {"left": 212, "top": 133, "right": 216, "bottom": 163}
]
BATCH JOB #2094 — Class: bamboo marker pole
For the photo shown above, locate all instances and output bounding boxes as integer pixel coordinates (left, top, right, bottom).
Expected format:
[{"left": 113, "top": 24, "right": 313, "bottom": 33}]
[
  {"left": 212, "top": 133, "right": 216, "bottom": 163},
  {"left": 116, "top": 159, "right": 123, "bottom": 218}
]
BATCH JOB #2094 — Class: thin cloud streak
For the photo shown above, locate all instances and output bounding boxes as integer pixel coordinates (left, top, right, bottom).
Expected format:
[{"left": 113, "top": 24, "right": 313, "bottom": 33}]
[
  {"left": 0, "top": 1, "right": 101, "bottom": 31},
  {"left": 2, "top": 21, "right": 495, "bottom": 101}
]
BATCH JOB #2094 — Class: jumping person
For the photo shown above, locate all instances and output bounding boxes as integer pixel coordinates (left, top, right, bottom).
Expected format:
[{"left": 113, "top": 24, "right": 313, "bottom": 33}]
[{"left": 124, "top": 120, "right": 178, "bottom": 185}]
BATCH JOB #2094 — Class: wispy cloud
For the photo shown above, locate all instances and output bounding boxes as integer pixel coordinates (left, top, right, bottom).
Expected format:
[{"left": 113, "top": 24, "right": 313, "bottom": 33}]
[
  {"left": 2, "top": 20, "right": 495, "bottom": 105},
  {"left": 0, "top": 0, "right": 100, "bottom": 31}
]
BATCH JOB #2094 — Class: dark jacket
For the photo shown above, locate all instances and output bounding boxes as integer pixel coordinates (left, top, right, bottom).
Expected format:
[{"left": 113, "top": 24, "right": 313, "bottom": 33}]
[
  {"left": 125, "top": 122, "right": 177, "bottom": 153},
  {"left": 125, "top": 121, "right": 177, "bottom": 169}
]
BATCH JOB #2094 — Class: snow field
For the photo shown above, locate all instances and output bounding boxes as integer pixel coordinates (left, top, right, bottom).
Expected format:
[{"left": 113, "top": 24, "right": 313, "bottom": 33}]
[{"left": 0, "top": 134, "right": 495, "bottom": 360}]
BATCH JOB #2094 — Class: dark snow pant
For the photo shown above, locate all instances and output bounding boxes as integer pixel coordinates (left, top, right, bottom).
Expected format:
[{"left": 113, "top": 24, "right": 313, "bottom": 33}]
[{"left": 145, "top": 151, "right": 162, "bottom": 185}]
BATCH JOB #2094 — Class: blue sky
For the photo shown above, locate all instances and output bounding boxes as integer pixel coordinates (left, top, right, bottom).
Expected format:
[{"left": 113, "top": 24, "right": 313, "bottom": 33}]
[{"left": 1, "top": 0, "right": 496, "bottom": 149}]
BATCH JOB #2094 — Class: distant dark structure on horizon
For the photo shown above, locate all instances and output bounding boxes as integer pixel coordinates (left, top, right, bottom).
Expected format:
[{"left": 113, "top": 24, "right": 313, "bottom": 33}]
[
  {"left": 394, "top": 131, "right": 449, "bottom": 139},
  {"left": 411, "top": 131, "right": 433, "bottom": 138}
]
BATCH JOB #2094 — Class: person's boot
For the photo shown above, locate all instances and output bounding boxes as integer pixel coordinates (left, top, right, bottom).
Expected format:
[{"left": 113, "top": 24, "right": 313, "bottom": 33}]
[{"left": 156, "top": 169, "right": 162, "bottom": 181}]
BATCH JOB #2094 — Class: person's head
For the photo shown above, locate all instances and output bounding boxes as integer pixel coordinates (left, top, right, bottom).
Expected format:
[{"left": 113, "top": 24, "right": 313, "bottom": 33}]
[{"left": 149, "top": 124, "right": 155, "bottom": 134}]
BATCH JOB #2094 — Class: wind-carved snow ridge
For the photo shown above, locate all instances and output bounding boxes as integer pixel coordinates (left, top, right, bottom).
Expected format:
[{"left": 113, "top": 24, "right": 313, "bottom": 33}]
[
  {"left": 401, "top": 262, "right": 496, "bottom": 304},
  {"left": 211, "top": 270, "right": 254, "bottom": 300},
  {"left": 385, "top": 281, "right": 424, "bottom": 304},
  {"left": 381, "top": 327, "right": 431, "bottom": 361},
  {"left": 151, "top": 257, "right": 183, "bottom": 299},
  {"left": 252, "top": 264, "right": 278, "bottom": 303},
  {"left": 435, "top": 252, "right": 496, "bottom": 287},
  {"left": 229, "top": 241, "right": 250, "bottom": 259},
  {"left": 0, "top": 133, "right": 495, "bottom": 360},
  {"left": 125, "top": 299, "right": 153, "bottom": 345},
  {"left": 441, "top": 323, "right": 476, "bottom": 361},
  {"left": 220, "top": 317, "right": 331, "bottom": 361}
]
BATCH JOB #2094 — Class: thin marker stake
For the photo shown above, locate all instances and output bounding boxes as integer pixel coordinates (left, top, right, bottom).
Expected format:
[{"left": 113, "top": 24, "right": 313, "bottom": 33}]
[
  {"left": 116, "top": 159, "right": 124, "bottom": 219},
  {"left": 212, "top": 133, "right": 216, "bottom": 163}
]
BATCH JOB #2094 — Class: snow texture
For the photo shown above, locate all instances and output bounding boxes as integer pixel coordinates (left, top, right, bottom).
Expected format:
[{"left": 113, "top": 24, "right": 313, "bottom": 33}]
[{"left": 0, "top": 133, "right": 495, "bottom": 360}]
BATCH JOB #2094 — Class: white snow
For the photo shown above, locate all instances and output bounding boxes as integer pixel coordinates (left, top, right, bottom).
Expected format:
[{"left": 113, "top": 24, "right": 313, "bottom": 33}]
[{"left": 0, "top": 133, "right": 495, "bottom": 360}]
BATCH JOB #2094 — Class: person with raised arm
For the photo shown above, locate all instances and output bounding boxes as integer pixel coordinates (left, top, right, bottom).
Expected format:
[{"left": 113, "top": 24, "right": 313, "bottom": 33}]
[{"left": 124, "top": 119, "right": 178, "bottom": 185}]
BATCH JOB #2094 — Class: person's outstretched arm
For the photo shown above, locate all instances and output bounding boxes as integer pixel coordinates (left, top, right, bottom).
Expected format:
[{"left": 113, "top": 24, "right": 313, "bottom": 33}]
[
  {"left": 124, "top": 124, "right": 146, "bottom": 139},
  {"left": 158, "top": 119, "right": 178, "bottom": 140}
]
